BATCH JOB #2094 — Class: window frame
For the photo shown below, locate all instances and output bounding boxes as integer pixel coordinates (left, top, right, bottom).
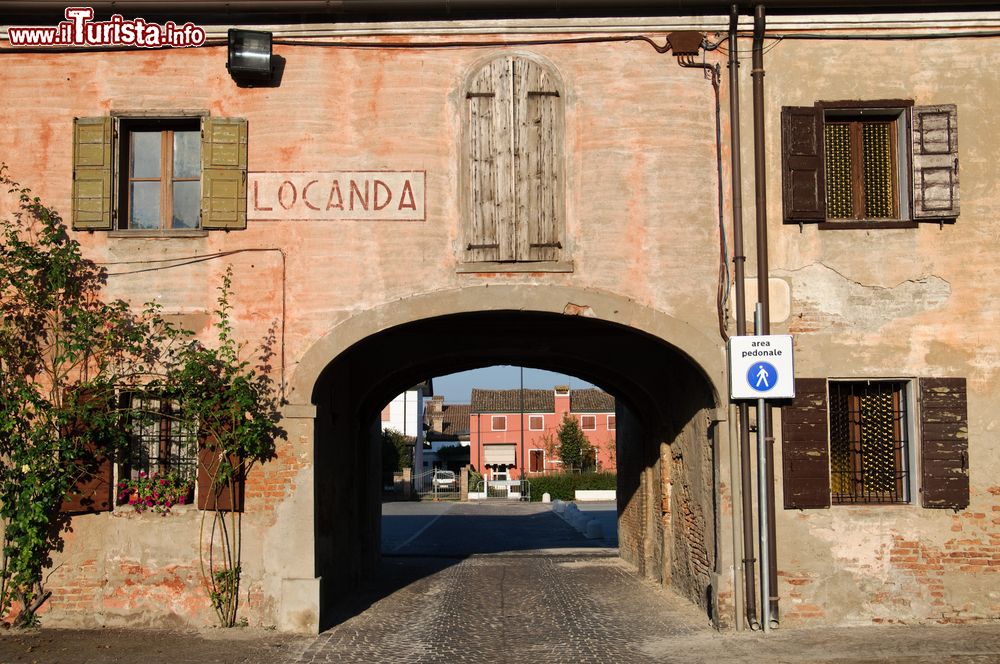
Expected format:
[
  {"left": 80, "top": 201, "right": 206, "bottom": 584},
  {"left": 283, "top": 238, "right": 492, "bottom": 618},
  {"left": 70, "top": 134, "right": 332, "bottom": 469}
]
[
  {"left": 827, "top": 379, "right": 916, "bottom": 505},
  {"left": 607, "top": 415, "right": 616, "bottom": 431},
  {"left": 491, "top": 415, "right": 507, "bottom": 431},
  {"left": 817, "top": 100, "right": 913, "bottom": 230},
  {"left": 580, "top": 415, "right": 597, "bottom": 431},
  {"left": 528, "top": 415, "right": 544, "bottom": 431},
  {"left": 117, "top": 117, "right": 203, "bottom": 232}
]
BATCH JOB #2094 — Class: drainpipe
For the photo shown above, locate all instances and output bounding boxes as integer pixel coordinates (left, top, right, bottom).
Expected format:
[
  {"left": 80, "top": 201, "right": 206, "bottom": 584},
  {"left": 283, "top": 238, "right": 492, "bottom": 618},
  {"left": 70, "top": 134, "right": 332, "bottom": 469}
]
[
  {"left": 751, "top": 3, "right": 779, "bottom": 626},
  {"left": 728, "top": 4, "right": 759, "bottom": 631}
]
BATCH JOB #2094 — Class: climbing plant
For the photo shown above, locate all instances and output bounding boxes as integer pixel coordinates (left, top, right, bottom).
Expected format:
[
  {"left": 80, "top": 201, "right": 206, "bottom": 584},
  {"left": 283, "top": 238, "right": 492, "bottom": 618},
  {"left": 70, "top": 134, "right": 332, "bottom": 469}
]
[
  {"left": 0, "top": 168, "right": 283, "bottom": 629},
  {"left": 0, "top": 167, "right": 172, "bottom": 626},
  {"left": 164, "top": 268, "right": 283, "bottom": 628}
]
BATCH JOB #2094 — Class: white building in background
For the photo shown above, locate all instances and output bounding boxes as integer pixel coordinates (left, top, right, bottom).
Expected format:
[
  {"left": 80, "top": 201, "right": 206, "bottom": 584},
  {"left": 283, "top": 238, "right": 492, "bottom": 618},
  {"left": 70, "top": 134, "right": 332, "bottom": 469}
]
[{"left": 381, "top": 380, "right": 432, "bottom": 480}]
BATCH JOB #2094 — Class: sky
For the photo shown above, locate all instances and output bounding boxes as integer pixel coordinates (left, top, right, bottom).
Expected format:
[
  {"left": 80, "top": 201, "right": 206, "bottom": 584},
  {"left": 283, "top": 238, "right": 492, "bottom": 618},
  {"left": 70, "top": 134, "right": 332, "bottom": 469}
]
[{"left": 431, "top": 366, "right": 595, "bottom": 403}]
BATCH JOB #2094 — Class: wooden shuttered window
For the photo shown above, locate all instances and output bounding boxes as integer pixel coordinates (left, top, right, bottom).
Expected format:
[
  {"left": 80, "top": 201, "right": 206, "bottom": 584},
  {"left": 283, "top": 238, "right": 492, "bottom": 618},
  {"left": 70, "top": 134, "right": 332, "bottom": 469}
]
[
  {"left": 780, "top": 102, "right": 960, "bottom": 224},
  {"left": 780, "top": 106, "right": 826, "bottom": 223},
  {"left": 71, "top": 115, "right": 248, "bottom": 231},
  {"left": 782, "top": 377, "right": 970, "bottom": 511},
  {"left": 919, "top": 377, "right": 969, "bottom": 510},
  {"left": 465, "top": 56, "right": 563, "bottom": 263},
  {"left": 201, "top": 117, "right": 248, "bottom": 230},
  {"left": 911, "top": 104, "right": 959, "bottom": 220},
  {"left": 781, "top": 378, "right": 831, "bottom": 509},
  {"left": 72, "top": 117, "right": 114, "bottom": 230},
  {"left": 197, "top": 436, "right": 245, "bottom": 512}
]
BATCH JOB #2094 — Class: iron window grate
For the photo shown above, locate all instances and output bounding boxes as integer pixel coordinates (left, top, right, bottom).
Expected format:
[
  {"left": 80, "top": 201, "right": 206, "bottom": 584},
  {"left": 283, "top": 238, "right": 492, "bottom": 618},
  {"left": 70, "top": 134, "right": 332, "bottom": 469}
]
[
  {"left": 128, "top": 397, "right": 198, "bottom": 482},
  {"left": 829, "top": 380, "right": 909, "bottom": 504}
]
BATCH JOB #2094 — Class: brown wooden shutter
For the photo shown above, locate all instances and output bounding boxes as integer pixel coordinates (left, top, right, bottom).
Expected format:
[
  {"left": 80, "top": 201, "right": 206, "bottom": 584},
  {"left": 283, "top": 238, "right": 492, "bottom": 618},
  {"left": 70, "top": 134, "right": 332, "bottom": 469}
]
[
  {"left": 72, "top": 117, "right": 114, "bottom": 230},
  {"left": 60, "top": 450, "right": 114, "bottom": 514},
  {"left": 919, "top": 377, "right": 968, "bottom": 509},
  {"left": 911, "top": 105, "right": 959, "bottom": 221},
  {"left": 198, "top": 435, "right": 245, "bottom": 512},
  {"left": 466, "top": 58, "right": 514, "bottom": 262},
  {"left": 201, "top": 117, "right": 248, "bottom": 230},
  {"left": 60, "top": 389, "right": 114, "bottom": 514},
  {"left": 781, "top": 378, "right": 831, "bottom": 509},
  {"left": 780, "top": 106, "right": 826, "bottom": 223},
  {"left": 514, "top": 58, "right": 562, "bottom": 262}
]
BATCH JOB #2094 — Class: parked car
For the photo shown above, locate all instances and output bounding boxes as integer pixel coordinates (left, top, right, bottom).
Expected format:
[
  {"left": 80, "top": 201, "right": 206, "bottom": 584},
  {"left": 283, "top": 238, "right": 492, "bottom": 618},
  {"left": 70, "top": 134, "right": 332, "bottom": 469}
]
[{"left": 432, "top": 469, "right": 456, "bottom": 489}]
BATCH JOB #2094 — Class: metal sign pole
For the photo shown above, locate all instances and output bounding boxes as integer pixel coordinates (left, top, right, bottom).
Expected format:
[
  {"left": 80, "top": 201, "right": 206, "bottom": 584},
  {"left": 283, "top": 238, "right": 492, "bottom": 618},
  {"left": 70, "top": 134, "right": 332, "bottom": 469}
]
[{"left": 755, "top": 303, "right": 770, "bottom": 633}]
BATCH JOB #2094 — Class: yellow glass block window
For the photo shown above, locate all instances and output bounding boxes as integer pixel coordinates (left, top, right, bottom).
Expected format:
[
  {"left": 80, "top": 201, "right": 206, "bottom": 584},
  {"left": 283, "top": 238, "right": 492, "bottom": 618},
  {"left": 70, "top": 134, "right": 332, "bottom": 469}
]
[{"left": 824, "top": 118, "right": 898, "bottom": 220}]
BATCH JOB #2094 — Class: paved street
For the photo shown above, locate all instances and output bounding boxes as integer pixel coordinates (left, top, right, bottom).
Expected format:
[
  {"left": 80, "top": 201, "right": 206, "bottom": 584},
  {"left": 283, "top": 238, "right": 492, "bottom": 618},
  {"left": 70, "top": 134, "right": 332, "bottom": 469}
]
[{"left": 3, "top": 500, "right": 1000, "bottom": 663}]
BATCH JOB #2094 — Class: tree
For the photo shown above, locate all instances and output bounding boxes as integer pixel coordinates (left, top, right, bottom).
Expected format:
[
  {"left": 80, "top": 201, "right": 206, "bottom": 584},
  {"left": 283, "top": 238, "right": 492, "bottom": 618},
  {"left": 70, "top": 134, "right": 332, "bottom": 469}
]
[
  {"left": 381, "top": 428, "right": 412, "bottom": 472},
  {"left": 557, "top": 414, "right": 591, "bottom": 471},
  {"left": 0, "top": 167, "right": 169, "bottom": 626}
]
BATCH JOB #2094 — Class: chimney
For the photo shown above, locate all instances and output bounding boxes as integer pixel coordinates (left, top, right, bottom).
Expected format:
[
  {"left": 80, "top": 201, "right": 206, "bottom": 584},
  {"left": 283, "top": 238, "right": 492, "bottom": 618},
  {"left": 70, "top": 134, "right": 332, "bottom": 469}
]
[{"left": 554, "top": 385, "right": 570, "bottom": 416}]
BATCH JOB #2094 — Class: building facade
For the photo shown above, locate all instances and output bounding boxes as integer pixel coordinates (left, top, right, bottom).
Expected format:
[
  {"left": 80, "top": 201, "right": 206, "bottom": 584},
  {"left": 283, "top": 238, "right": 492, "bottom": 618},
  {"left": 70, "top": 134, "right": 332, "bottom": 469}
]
[
  {"left": 0, "top": 0, "right": 998, "bottom": 634},
  {"left": 469, "top": 386, "right": 616, "bottom": 479}
]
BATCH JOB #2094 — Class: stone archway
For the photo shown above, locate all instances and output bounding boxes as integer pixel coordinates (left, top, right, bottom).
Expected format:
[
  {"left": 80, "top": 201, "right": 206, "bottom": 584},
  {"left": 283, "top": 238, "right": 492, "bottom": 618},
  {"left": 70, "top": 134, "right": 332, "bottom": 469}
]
[{"left": 281, "top": 285, "right": 731, "bottom": 631}]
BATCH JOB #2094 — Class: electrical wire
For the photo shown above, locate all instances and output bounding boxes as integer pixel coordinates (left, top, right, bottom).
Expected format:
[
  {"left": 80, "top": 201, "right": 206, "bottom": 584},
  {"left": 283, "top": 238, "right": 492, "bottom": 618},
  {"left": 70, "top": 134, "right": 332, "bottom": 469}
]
[
  {"left": 101, "top": 248, "right": 288, "bottom": 399},
  {"left": 677, "top": 53, "right": 730, "bottom": 342}
]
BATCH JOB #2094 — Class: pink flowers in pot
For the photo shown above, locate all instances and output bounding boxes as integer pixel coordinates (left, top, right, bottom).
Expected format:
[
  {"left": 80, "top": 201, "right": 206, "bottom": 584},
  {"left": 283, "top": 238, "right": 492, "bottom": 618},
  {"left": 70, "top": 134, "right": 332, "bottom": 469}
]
[{"left": 116, "top": 471, "right": 194, "bottom": 515}]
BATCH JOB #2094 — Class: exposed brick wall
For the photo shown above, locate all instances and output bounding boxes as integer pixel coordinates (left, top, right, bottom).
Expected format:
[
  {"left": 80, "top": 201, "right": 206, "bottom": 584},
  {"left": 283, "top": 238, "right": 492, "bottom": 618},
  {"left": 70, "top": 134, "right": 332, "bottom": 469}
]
[{"left": 778, "top": 485, "right": 1000, "bottom": 626}]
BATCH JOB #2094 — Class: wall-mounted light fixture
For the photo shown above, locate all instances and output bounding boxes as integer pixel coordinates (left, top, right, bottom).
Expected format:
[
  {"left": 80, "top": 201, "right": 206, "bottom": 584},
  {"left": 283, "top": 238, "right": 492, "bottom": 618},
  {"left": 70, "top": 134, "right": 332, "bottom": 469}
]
[{"left": 227, "top": 29, "right": 273, "bottom": 85}]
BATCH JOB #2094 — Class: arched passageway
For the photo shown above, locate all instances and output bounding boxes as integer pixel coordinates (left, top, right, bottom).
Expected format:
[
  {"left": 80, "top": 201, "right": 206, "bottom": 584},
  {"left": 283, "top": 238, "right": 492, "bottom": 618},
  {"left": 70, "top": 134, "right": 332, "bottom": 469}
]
[{"left": 302, "top": 292, "right": 726, "bottom": 628}]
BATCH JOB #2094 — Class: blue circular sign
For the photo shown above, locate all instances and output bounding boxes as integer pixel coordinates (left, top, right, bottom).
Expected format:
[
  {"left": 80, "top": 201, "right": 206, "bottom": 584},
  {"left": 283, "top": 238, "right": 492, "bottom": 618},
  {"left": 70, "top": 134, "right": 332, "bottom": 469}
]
[{"left": 747, "top": 362, "right": 777, "bottom": 392}]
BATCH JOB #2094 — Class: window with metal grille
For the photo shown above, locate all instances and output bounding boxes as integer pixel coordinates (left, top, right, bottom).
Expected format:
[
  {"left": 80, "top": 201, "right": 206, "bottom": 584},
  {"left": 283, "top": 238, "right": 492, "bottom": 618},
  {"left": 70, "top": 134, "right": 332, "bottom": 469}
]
[
  {"left": 828, "top": 381, "right": 910, "bottom": 504},
  {"left": 126, "top": 396, "right": 198, "bottom": 482},
  {"left": 823, "top": 113, "right": 902, "bottom": 221}
]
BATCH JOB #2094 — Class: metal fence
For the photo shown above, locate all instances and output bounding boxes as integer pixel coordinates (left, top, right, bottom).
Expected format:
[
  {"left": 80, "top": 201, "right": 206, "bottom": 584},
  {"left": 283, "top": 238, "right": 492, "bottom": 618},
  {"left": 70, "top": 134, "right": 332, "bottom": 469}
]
[{"left": 472, "top": 479, "right": 531, "bottom": 501}]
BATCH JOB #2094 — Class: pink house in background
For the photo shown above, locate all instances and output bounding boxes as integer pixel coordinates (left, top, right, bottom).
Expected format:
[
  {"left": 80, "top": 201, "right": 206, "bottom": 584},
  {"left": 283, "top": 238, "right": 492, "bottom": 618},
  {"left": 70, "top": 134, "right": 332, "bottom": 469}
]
[{"left": 469, "top": 386, "right": 616, "bottom": 480}]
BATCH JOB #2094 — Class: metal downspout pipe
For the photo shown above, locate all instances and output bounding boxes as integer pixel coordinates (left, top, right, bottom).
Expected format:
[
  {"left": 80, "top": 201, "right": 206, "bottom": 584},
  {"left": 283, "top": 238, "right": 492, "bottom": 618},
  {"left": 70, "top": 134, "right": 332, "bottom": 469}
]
[
  {"left": 751, "top": 3, "right": 779, "bottom": 627},
  {"left": 728, "top": 4, "right": 759, "bottom": 631}
]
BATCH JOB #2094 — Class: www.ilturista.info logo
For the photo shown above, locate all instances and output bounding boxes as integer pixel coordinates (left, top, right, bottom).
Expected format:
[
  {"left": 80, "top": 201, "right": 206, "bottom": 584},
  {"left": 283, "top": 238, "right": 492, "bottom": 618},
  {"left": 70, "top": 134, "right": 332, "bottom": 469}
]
[{"left": 7, "top": 7, "right": 206, "bottom": 48}]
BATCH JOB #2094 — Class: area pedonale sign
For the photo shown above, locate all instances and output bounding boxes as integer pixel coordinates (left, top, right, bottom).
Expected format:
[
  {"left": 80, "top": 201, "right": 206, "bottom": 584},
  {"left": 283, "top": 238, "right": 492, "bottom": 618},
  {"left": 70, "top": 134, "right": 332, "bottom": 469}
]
[
  {"left": 249, "top": 171, "right": 426, "bottom": 222},
  {"left": 728, "top": 334, "right": 795, "bottom": 400}
]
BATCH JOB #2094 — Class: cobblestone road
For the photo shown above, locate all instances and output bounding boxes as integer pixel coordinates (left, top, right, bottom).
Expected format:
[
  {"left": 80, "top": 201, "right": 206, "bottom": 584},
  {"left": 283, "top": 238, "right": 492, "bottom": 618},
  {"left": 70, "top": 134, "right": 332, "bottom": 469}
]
[{"left": 299, "top": 501, "right": 707, "bottom": 662}]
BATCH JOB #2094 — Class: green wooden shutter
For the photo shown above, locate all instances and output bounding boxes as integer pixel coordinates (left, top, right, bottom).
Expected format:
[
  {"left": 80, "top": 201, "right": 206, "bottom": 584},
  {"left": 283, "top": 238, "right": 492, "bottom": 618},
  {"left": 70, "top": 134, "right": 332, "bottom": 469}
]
[
  {"left": 912, "top": 104, "right": 959, "bottom": 221},
  {"left": 780, "top": 106, "right": 826, "bottom": 223},
  {"left": 514, "top": 58, "right": 563, "bottom": 262},
  {"left": 72, "top": 117, "right": 114, "bottom": 230},
  {"left": 920, "top": 377, "right": 968, "bottom": 509},
  {"left": 201, "top": 117, "right": 248, "bottom": 230},
  {"left": 466, "top": 57, "right": 514, "bottom": 262},
  {"left": 781, "top": 378, "right": 831, "bottom": 509}
]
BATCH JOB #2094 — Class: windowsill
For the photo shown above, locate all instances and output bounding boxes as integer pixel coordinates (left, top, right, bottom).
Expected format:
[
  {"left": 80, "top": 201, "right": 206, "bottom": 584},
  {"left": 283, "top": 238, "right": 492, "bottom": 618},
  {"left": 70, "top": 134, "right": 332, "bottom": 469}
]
[
  {"left": 109, "top": 229, "right": 209, "bottom": 238},
  {"left": 817, "top": 220, "right": 918, "bottom": 230},
  {"left": 457, "top": 260, "right": 574, "bottom": 274}
]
